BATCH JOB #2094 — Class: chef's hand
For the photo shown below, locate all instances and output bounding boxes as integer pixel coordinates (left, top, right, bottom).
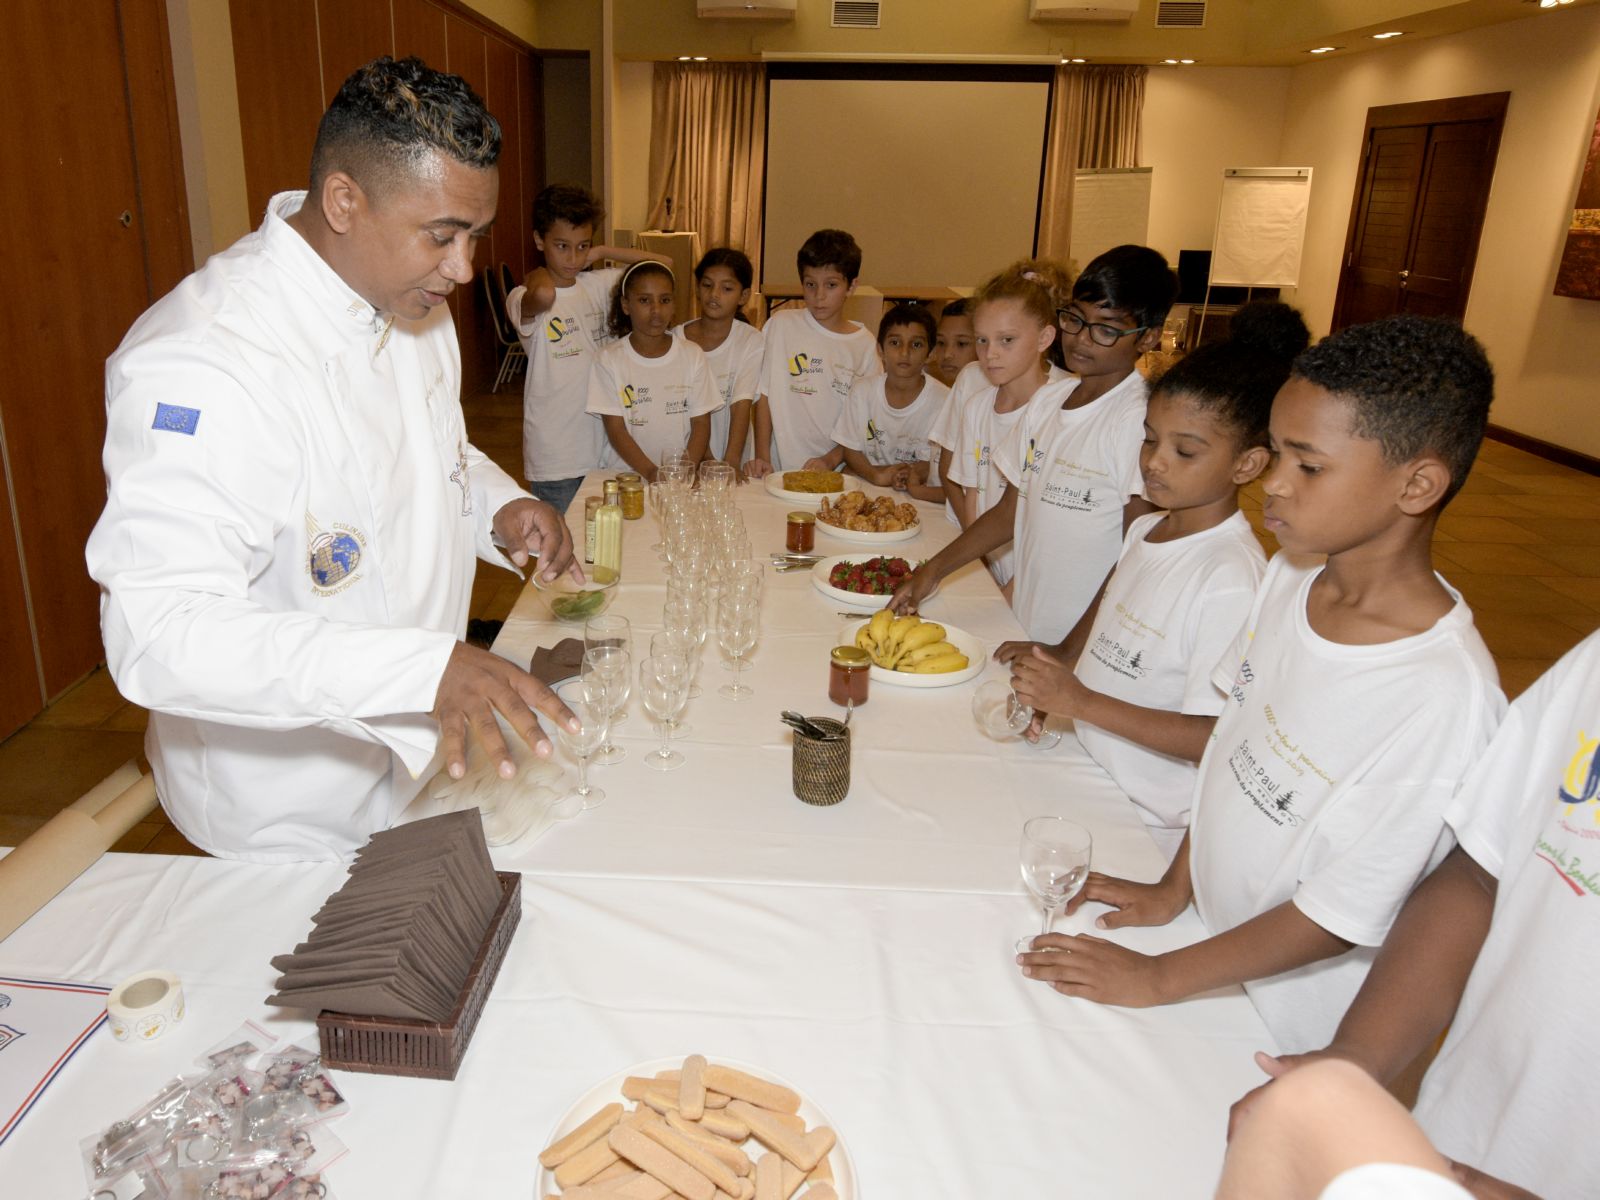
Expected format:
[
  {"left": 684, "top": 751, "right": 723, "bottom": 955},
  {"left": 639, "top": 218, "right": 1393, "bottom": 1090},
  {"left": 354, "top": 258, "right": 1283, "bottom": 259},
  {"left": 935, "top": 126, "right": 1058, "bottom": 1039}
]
[
  {"left": 493, "top": 497, "right": 581, "bottom": 583},
  {"left": 432, "top": 642, "right": 579, "bottom": 781},
  {"left": 1227, "top": 1051, "right": 1343, "bottom": 1141}
]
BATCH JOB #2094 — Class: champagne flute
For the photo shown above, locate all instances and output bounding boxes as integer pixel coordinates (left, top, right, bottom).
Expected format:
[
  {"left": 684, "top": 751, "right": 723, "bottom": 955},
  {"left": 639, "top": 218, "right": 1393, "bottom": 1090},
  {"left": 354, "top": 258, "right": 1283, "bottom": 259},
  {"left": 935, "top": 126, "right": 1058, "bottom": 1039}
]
[
  {"left": 651, "top": 630, "right": 697, "bottom": 736},
  {"left": 553, "top": 679, "right": 609, "bottom": 811},
  {"left": 582, "top": 646, "right": 630, "bottom": 765},
  {"left": 972, "top": 680, "right": 1063, "bottom": 750},
  {"left": 717, "top": 594, "right": 758, "bottom": 700},
  {"left": 639, "top": 654, "right": 690, "bottom": 771},
  {"left": 1017, "top": 816, "right": 1092, "bottom": 952}
]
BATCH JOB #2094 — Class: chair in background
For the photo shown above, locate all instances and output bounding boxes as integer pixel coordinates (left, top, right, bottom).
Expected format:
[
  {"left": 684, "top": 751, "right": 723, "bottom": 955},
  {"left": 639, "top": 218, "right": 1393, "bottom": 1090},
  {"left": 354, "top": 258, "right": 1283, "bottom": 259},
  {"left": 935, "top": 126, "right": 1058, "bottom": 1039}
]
[{"left": 483, "top": 264, "right": 526, "bottom": 393}]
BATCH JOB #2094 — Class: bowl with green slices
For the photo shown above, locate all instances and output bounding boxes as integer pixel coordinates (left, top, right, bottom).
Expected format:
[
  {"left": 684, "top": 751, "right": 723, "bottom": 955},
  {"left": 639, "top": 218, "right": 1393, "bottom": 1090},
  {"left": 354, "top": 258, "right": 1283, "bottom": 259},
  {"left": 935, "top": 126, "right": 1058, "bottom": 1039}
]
[{"left": 529, "top": 565, "right": 619, "bottom": 623}]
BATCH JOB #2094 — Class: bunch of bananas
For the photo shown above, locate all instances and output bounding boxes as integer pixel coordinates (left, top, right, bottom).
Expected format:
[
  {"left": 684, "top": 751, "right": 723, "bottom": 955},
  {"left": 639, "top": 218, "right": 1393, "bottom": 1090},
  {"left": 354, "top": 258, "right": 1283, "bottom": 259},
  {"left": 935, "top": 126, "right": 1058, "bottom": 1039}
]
[{"left": 855, "top": 610, "right": 970, "bottom": 674}]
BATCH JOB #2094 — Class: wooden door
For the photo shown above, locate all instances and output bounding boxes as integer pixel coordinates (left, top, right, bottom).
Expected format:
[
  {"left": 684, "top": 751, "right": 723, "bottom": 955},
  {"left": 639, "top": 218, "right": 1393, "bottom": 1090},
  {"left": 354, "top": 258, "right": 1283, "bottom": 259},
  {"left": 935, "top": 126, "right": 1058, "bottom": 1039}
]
[
  {"left": 1333, "top": 94, "right": 1508, "bottom": 330},
  {"left": 0, "top": 0, "right": 191, "bottom": 738}
]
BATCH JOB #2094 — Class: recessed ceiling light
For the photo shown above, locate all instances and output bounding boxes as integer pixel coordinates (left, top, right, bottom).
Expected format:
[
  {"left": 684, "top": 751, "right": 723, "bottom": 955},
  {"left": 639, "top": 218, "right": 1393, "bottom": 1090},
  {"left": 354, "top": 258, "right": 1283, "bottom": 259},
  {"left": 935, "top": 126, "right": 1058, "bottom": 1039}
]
[
  {"left": 1179, "top": 58, "right": 1195, "bottom": 64},
  {"left": 677, "top": 55, "right": 692, "bottom": 61},
  {"left": 1372, "top": 30, "right": 1404, "bottom": 38},
  {"left": 1309, "top": 46, "right": 1340, "bottom": 54},
  {"left": 1163, "top": 58, "right": 1179, "bottom": 64},
  {"left": 1071, "top": 57, "right": 1087, "bottom": 63},
  {"left": 692, "top": 55, "right": 709, "bottom": 61}
]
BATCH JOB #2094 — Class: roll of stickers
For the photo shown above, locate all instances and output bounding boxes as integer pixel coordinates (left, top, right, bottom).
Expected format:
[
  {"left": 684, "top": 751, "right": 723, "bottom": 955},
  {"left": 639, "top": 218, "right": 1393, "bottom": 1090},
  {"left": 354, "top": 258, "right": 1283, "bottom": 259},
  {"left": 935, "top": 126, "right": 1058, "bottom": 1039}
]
[{"left": 106, "top": 969, "right": 186, "bottom": 1043}]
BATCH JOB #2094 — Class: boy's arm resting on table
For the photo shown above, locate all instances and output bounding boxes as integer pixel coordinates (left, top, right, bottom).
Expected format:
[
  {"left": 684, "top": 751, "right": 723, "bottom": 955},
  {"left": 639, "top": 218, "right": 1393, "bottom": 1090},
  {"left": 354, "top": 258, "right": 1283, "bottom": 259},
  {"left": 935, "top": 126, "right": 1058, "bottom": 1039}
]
[
  {"left": 902, "top": 462, "right": 945, "bottom": 503},
  {"left": 684, "top": 414, "right": 712, "bottom": 468},
  {"left": 802, "top": 445, "right": 846, "bottom": 472},
  {"left": 723, "top": 399, "right": 752, "bottom": 470},
  {"left": 1022, "top": 895, "right": 1353, "bottom": 1008},
  {"left": 1067, "top": 830, "right": 1193, "bottom": 929},
  {"left": 746, "top": 395, "right": 774, "bottom": 478},
  {"left": 599, "top": 415, "right": 659, "bottom": 481},
  {"left": 938, "top": 447, "right": 968, "bottom": 521},
  {"left": 840, "top": 447, "right": 898, "bottom": 488},
  {"left": 1012, "top": 647, "right": 1218, "bottom": 763},
  {"left": 888, "top": 485, "right": 1017, "bottom": 613}
]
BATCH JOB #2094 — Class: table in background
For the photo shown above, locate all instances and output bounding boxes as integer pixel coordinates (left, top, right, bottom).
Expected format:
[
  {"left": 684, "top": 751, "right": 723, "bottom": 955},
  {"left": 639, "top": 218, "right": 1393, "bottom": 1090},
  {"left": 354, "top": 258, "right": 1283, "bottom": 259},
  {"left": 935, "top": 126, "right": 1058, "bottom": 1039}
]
[{"left": 0, "top": 478, "right": 1278, "bottom": 1198}]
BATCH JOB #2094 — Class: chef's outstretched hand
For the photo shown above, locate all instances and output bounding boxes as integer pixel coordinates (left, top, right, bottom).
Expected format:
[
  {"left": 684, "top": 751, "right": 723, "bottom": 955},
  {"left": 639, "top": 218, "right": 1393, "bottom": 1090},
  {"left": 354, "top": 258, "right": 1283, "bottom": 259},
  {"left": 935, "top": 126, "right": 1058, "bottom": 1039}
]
[
  {"left": 494, "top": 497, "right": 581, "bottom": 583},
  {"left": 432, "top": 642, "right": 579, "bottom": 781}
]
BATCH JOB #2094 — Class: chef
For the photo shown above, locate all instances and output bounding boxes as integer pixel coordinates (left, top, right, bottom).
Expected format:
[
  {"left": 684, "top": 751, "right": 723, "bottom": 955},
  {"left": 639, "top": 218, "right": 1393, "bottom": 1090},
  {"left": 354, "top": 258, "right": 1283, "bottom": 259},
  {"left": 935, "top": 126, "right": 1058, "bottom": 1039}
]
[{"left": 86, "top": 56, "right": 579, "bottom": 863}]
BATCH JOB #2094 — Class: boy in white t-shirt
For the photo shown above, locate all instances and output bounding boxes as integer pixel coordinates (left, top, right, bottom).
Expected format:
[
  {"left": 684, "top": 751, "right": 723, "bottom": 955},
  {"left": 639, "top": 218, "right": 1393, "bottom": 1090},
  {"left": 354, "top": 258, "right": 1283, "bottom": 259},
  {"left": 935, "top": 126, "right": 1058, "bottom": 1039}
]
[
  {"left": 891, "top": 246, "right": 1179, "bottom": 647},
  {"left": 828, "top": 303, "right": 947, "bottom": 501},
  {"left": 1011, "top": 302, "right": 1311, "bottom": 858},
  {"left": 745, "top": 229, "right": 880, "bottom": 478},
  {"left": 1231, "top": 628, "right": 1600, "bottom": 1200},
  {"left": 1018, "top": 316, "right": 1505, "bottom": 1058},
  {"left": 506, "top": 184, "right": 667, "bottom": 511}
]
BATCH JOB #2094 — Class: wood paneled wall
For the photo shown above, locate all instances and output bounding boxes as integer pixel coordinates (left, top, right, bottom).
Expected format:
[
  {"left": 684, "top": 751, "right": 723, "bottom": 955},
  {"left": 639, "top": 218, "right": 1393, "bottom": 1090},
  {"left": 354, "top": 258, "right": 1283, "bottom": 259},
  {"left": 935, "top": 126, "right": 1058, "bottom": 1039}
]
[
  {"left": 0, "top": 0, "right": 192, "bottom": 738},
  {"left": 229, "top": 0, "right": 545, "bottom": 394}
]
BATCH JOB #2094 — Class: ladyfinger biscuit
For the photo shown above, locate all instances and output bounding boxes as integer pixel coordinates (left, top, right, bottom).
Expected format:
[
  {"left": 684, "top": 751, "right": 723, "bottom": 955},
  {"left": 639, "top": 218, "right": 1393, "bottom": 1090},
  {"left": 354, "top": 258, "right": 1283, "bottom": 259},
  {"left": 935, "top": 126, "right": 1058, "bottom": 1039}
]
[
  {"left": 666, "top": 1112, "right": 754, "bottom": 1174},
  {"left": 622, "top": 1076, "right": 678, "bottom": 1105},
  {"left": 553, "top": 1137, "right": 621, "bottom": 1188},
  {"left": 609, "top": 1178, "right": 674, "bottom": 1200},
  {"left": 754, "top": 1152, "right": 784, "bottom": 1200},
  {"left": 696, "top": 1108, "right": 751, "bottom": 1142},
  {"left": 803, "top": 1186, "right": 838, "bottom": 1200},
  {"left": 540, "top": 1101, "right": 625, "bottom": 1168},
  {"left": 702, "top": 1066, "right": 802, "bottom": 1114},
  {"left": 679, "top": 1056, "right": 708, "bottom": 1120},
  {"left": 590, "top": 1160, "right": 637, "bottom": 1184},
  {"left": 638, "top": 1120, "right": 744, "bottom": 1195},
  {"left": 553, "top": 1172, "right": 641, "bottom": 1200},
  {"left": 726, "top": 1102, "right": 835, "bottom": 1173},
  {"left": 609, "top": 1125, "right": 717, "bottom": 1200},
  {"left": 779, "top": 1162, "right": 808, "bottom": 1199},
  {"left": 806, "top": 1156, "right": 833, "bottom": 1184}
]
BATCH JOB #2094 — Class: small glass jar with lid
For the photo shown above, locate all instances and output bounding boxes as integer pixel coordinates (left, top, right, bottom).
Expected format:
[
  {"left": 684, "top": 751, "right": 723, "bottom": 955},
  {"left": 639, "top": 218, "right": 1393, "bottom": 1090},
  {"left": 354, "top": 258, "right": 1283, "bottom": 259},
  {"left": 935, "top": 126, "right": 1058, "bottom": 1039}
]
[
  {"left": 828, "top": 645, "right": 871, "bottom": 708},
  {"left": 786, "top": 510, "right": 817, "bottom": 554}
]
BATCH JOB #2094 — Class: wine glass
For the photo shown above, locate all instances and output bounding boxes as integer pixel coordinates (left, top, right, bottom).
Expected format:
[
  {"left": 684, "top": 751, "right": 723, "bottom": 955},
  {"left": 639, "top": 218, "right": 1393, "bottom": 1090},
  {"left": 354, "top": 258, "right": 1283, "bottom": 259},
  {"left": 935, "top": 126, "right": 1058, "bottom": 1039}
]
[
  {"left": 1017, "top": 816, "right": 1092, "bottom": 952},
  {"left": 584, "top": 615, "right": 632, "bottom": 723},
  {"left": 663, "top": 596, "right": 708, "bottom": 697},
  {"left": 639, "top": 654, "right": 690, "bottom": 771},
  {"left": 698, "top": 460, "right": 734, "bottom": 494},
  {"left": 972, "top": 680, "right": 1063, "bottom": 750},
  {"left": 651, "top": 630, "right": 697, "bottom": 736},
  {"left": 582, "top": 646, "right": 631, "bottom": 765},
  {"left": 553, "top": 679, "right": 609, "bottom": 811},
  {"left": 717, "top": 594, "right": 759, "bottom": 700}
]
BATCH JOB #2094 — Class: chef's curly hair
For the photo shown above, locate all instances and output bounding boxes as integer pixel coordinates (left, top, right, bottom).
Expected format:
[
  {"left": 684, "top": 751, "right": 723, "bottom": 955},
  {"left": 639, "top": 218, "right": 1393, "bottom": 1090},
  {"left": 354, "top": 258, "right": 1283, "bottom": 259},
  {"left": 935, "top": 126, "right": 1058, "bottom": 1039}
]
[
  {"left": 309, "top": 56, "right": 500, "bottom": 197},
  {"left": 1292, "top": 314, "right": 1493, "bottom": 504}
]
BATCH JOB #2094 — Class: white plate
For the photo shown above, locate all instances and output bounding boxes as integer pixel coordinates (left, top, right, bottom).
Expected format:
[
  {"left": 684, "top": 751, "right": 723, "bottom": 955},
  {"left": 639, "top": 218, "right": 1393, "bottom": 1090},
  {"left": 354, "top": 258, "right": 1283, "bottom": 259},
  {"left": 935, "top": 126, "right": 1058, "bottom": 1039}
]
[
  {"left": 844, "top": 619, "right": 986, "bottom": 688},
  {"left": 535, "top": 1056, "right": 856, "bottom": 1198},
  {"left": 810, "top": 554, "right": 918, "bottom": 610},
  {"left": 762, "top": 473, "right": 840, "bottom": 507},
  {"left": 814, "top": 517, "right": 921, "bottom": 545}
]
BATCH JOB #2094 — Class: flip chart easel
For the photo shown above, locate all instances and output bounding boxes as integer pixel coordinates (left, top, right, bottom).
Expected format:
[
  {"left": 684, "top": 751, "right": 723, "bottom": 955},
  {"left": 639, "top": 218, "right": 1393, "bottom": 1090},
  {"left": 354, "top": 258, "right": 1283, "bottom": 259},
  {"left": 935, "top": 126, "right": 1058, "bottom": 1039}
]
[{"left": 1195, "top": 167, "right": 1313, "bottom": 343}]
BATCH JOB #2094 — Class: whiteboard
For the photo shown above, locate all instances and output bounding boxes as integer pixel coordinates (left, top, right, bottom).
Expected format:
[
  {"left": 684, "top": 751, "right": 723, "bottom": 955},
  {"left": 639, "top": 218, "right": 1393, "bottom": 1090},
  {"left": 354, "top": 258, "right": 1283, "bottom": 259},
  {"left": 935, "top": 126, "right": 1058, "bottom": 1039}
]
[
  {"left": 1070, "top": 168, "right": 1151, "bottom": 272},
  {"left": 1210, "top": 167, "right": 1313, "bottom": 288}
]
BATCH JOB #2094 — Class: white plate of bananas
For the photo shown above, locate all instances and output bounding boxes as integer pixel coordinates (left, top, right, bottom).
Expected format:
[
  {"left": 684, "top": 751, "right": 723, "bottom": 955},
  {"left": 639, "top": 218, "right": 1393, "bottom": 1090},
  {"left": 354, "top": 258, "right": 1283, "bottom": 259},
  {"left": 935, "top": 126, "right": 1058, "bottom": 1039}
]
[{"left": 845, "top": 610, "right": 985, "bottom": 689}]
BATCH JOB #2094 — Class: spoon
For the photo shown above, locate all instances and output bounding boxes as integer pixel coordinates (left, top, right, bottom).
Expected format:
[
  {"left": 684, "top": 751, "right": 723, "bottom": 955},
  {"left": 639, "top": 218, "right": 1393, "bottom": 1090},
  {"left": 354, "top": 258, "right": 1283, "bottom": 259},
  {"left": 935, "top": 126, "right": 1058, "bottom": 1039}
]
[{"left": 780, "top": 710, "right": 843, "bottom": 741}]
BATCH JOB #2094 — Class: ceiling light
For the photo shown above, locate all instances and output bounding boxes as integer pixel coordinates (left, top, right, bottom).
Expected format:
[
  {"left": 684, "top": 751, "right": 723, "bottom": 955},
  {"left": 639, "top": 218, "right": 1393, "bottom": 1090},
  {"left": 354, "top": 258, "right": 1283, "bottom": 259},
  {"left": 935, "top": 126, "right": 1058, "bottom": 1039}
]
[
  {"left": 677, "top": 55, "right": 692, "bottom": 61},
  {"left": 1163, "top": 58, "right": 1179, "bottom": 64},
  {"left": 1309, "top": 46, "right": 1339, "bottom": 54},
  {"left": 1179, "top": 58, "right": 1195, "bottom": 64},
  {"left": 1372, "top": 30, "right": 1404, "bottom": 38},
  {"left": 1071, "top": 57, "right": 1087, "bottom": 63},
  {"left": 1061, "top": 56, "right": 1087, "bottom": 63},
  {"left": 692, "top": 55, "right": 709, "bottom": 61}
]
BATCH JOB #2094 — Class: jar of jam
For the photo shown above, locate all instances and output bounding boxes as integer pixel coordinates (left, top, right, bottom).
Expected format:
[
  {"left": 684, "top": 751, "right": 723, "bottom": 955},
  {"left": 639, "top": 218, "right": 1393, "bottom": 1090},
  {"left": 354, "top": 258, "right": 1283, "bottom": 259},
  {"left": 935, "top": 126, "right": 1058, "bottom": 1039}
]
[
  {"left": 828, "top": 645, "right": 871, "bottom": 708},
  {"left": 787, "top": 510, "right": 817, "bottom": 554},
  {"left": 619, "top": 478, "right": 646, "bottom": 520}
]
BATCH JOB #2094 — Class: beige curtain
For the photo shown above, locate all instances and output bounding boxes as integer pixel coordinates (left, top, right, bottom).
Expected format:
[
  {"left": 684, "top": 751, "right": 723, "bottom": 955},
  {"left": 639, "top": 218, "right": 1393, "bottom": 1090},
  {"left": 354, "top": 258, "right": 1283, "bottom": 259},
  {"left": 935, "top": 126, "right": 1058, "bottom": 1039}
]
[
  {"left": 646, "top": 63, "right": 767, "bottom": 286},
  {"left": 1036, "top": 65, "right": 1147, "bottom": 263}
]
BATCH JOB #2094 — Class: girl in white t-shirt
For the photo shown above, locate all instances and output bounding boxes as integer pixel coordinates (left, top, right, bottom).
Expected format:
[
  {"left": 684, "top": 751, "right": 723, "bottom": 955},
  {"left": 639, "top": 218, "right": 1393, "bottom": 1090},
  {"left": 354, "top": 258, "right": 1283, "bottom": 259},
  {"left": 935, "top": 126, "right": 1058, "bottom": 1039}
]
[
  {"left": 940, "top": 269, "right": 1070, "bottom": 594},
  {"left": 586, "top": 262, "right": 720, "bottom": 480},
  {"left": 1011, "top": 302, "right": 1312, "bottom": 858},
  {"left": 675, "top": 248, "right": 764, "bottom": 471}
]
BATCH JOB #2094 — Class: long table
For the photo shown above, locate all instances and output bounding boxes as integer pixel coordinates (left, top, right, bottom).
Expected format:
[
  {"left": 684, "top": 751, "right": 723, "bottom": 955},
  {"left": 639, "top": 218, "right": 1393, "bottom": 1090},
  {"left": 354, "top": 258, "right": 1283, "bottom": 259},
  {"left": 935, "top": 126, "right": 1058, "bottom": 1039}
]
[{"left": 0, "top": 475, "right": 1276, "bottom": 1198}]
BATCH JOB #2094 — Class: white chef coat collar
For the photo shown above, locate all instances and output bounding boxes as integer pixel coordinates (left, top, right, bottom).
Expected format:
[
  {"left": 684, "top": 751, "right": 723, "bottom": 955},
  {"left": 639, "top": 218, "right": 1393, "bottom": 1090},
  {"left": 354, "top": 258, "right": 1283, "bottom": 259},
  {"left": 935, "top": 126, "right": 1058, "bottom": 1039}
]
[{"left": 261, "top": 191, "right": 399, "bottom": 360}]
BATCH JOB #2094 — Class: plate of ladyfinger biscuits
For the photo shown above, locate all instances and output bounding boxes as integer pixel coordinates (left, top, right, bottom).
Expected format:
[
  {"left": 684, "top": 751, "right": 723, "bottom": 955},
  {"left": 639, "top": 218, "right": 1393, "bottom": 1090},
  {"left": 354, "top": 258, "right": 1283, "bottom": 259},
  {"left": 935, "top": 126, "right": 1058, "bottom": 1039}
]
[{"left": 536, "top": 1054, "right": 854, "bottom": 1199}]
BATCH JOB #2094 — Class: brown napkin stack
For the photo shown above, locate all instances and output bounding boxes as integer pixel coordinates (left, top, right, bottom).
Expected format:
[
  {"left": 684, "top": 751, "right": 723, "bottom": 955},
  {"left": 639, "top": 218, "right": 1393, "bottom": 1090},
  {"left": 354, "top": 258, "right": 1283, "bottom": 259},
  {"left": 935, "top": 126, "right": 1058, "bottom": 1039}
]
[
  {"left": 265, "top": 810, "right": 505, "bottom": 1021},
  {"left": 529, "top": 636, "right": 586, "bottom": 686}
]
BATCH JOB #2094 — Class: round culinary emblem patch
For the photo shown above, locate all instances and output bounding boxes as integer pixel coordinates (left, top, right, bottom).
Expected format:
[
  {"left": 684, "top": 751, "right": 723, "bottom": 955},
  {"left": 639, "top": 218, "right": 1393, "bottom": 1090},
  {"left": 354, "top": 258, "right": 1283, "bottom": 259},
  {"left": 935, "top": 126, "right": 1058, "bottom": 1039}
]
[{"left": 308, "top": 530, "right": 362, "bottom": 589}]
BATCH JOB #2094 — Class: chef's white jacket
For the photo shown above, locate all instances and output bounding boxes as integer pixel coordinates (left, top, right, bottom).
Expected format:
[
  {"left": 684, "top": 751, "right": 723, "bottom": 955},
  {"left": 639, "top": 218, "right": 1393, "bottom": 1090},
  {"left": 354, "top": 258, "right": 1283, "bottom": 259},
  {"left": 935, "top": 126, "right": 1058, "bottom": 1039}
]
[{"left": 86, "top": 192, "right": 528, "bottom": 863}]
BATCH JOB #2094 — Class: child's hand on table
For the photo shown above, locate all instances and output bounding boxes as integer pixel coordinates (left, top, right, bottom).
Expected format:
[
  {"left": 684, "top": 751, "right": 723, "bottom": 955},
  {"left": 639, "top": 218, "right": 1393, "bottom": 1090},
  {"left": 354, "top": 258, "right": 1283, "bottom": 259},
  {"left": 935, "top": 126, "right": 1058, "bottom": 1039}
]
[
  {"left": 1016, "top": 934, "right": 1171, "bottom": 1007},
  {"left": 1011, "top": 645, "right": 1088, "bottom": 719},
  {"left": 743, "top": 457, "right": 773, "bottom": 480},
  {"left": 1066, "top": 872, "right": 1191, "bottom": 928}
]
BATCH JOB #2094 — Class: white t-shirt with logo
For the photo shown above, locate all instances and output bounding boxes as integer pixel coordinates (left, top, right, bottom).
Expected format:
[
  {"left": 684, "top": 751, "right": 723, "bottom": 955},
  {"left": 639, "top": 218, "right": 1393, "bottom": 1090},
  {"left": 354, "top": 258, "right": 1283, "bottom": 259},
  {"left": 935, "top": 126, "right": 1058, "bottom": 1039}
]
[
  {"left": 1074, "top": 510, "right": 1266, "bottom": 857},
  {"left": 945, "top": 362, "right": 1070, "bottom": 587},
  {"left": 928, "top": 361, "right": 987, "bottom": 527},
  {"left": 991, "top": 370, "right": 1148, "bottom": 644},
  {"left": 509, "top": 268, "right": 620, "bottom": 481},
  {"left": 673, "top": 320, "right": 763, "bottom": 462},
  {"left": 831, "top": 373, "right": 949, "bottom": 468},
  {"left": 757, "top": 308, "right": 881, "bottom": 470},
  {"left": 1193, "top": 554, "right": 1505, "bottom": 1054},
  {"left": 1411, "top": 630, "right": 1600, "bottom": 1198},
  {"left": 585, "top": 336, "right": 722, "bottom": 468}
]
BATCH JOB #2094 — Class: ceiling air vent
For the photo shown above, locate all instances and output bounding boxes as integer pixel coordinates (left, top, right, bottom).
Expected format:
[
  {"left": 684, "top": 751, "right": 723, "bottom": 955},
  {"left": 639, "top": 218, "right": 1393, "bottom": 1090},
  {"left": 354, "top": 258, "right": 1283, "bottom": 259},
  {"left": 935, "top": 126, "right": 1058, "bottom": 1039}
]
[
  {"left": 1156, "top": 1, "right": 1206, "bottom": 28},
  {"left": 831, "top": 1, "right": 881, "bottom": 29}
]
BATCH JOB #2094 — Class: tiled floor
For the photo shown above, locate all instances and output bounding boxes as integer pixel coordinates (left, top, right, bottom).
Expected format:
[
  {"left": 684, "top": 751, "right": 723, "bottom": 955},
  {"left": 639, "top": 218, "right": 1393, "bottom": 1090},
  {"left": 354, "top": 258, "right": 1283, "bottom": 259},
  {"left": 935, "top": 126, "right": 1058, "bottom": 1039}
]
[{"left": 3, "top": 396, "right": 1598, "bottom": 857}]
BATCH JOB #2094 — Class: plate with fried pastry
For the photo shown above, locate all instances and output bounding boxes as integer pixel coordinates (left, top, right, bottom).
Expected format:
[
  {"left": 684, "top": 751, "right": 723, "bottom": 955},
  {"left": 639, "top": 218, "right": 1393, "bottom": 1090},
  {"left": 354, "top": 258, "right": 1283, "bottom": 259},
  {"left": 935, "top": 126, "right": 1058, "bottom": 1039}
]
[
  {"left": 814, "top": 490, "right": 922, "bottom": 544},
  {"left": 535, "top": 1055, "right": 855, "bottom": 1198},
  {"left": 763, "top": 470, "right": 844, "bottom": 506}
]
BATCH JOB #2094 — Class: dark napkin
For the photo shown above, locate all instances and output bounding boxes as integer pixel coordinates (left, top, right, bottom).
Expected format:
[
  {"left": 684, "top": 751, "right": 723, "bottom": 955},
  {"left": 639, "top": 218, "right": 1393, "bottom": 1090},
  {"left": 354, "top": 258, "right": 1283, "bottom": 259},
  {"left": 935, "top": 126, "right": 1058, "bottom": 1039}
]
[{"left": 529, "top": 637, "right": 586, "bottom": 686}]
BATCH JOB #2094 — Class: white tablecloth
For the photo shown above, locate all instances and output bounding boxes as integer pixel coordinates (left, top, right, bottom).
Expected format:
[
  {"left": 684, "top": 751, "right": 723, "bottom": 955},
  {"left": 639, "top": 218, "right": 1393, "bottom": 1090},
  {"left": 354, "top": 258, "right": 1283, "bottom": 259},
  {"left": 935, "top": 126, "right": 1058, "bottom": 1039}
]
[{"left": 0, "top": 477, "right": 1278, "bottom": 1197}]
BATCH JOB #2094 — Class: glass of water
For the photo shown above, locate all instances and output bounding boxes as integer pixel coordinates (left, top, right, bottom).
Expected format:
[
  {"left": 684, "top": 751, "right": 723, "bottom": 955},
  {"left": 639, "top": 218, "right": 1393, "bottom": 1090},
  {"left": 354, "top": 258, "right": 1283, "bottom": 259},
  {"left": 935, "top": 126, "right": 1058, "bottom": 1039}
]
[{"left": 1017, "top": 816, "right": 1092, "bottom": 950}]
